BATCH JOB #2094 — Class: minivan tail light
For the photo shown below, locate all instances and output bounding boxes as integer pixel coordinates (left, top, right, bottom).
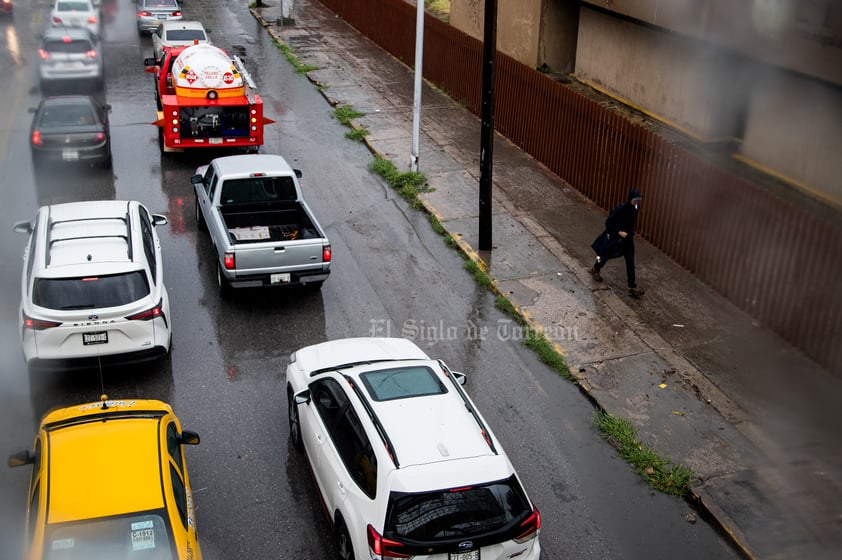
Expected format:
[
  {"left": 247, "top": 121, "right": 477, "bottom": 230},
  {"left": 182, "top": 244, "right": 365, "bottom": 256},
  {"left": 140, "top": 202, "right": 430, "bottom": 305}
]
[
  {"left": 22, "top": 312, "right": 61, "bottom": 331},
  {"left": 513, "top": 506, "right": 541, "bottom": 543},
  {"left": 366, "top": 525, "right": 411, "bottom": 559},
  {"left": 323, "top": 244, "right": 331, "bottom": 262},
  {"left": 224, "top": 252, "right": 235, "bottom": 270},
  {"left": 126, "top": 300, "right": 164, "bottom": 321}
]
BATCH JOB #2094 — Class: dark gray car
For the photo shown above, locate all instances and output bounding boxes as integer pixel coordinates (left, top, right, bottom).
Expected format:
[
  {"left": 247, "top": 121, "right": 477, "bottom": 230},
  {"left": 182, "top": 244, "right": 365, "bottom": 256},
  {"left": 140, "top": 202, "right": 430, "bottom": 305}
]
[{"left": 29, "top": 96, "right": 111, "bottom": 168}]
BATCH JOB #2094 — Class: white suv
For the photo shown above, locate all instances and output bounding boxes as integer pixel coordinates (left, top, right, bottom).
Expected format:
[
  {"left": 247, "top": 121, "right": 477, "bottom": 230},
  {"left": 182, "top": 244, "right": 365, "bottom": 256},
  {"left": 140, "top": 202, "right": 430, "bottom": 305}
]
[
  {"left": 14, "top": 200, "right": 172, "bottom": 369},
  {"left": 286, "top": 337, "right": 541, "bottom": 560}
]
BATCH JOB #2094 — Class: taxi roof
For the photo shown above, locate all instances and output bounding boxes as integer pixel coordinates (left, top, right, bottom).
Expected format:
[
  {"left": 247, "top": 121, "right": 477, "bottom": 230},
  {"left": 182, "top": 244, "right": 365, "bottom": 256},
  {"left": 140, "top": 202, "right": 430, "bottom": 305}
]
[{"left": 43, "top": 400, "right": 171, "bottom": 524}]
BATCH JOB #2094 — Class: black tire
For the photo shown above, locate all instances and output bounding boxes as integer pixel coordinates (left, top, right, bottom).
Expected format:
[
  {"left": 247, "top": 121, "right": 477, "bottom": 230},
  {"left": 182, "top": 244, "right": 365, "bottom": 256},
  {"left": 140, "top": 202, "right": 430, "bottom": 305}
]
[
  {"left": 195, "top": 198, "right": 207, "bottom": 231},
  {"left": 216, "top": 262, "right": 232, "bottom": 299},
  {"left": 335, "top": 519, "right": 355, "bottom": 560},
  {"left": 287, "top": 387, "right": 303, "bottom": 451}
]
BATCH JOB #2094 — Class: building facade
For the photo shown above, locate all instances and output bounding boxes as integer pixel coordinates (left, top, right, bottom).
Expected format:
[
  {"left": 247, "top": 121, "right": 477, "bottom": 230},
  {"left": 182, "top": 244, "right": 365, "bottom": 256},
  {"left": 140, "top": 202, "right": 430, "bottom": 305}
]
[{"left": 450, "top": 0, "right": 842, "bottom": 207}]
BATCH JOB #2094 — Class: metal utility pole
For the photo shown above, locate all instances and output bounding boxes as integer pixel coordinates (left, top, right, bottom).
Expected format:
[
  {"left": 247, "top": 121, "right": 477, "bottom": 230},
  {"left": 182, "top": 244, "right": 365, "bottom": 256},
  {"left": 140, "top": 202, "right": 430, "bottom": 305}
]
[
  {"left": 478, "top": 0, "right": 497, "bottom": 250},
  {"left": 410, "top": 0, "right": 424, "bottom": 172}
]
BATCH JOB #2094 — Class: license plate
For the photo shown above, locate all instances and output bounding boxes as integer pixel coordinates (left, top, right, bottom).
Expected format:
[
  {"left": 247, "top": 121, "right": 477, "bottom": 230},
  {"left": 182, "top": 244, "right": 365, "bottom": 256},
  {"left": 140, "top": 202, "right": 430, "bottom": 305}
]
[
  {"left": 62, "top": 149, "right": 79, "bottom": 161},
  {"left": 270, "top": 273, "right": 290, "bottom": 284},
  {"left": 83, "top": 331, "right": 108, "bottom": 345},
  {"left": 157, "top": 14, "right": 167, "bottom": 20},
  {"left": 209, "top": 137, "right": 222, "bottom": 144},
  {"left": 450, "top": 551, "right": 479, "bottom": 560}
]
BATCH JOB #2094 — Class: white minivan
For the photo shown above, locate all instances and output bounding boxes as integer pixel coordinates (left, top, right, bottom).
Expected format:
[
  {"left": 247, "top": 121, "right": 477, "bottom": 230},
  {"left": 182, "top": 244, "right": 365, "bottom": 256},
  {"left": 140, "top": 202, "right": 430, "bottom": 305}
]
[{"left": 14, "top": 200, "right": 172, "bottom": 370}]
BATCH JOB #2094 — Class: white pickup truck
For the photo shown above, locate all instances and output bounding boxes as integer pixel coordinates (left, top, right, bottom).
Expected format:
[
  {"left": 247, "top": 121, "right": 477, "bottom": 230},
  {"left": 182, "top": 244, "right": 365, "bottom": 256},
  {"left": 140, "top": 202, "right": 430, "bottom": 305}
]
[{"left": 192, "top": 154, "right": 331, "bottom": 296}]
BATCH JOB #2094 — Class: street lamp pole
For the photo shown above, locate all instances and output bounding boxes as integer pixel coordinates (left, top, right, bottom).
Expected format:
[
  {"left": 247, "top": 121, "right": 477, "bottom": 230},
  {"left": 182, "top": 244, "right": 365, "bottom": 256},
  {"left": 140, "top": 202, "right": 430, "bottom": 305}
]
[
  {"left": 410, "top": 0, "right": 424, "bottom": 172},
  {"left": 478, "top": 0, "right": 498, "bottom": 250}
]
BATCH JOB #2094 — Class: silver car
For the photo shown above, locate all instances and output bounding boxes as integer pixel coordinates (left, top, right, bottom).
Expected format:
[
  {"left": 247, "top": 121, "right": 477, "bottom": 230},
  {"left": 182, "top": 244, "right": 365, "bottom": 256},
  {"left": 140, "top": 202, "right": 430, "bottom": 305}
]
[
  {"left": 50, "top": 0, "right": 101, "bottom": 39},
  {"left": 136, "top": 0, "right": 182, "bottom": 35},
  {"left": 151, "top": 20, "right": 210, "bottom": 60},
  {"left": 38, "top": 26, "right": 103, "bottom": 92}
]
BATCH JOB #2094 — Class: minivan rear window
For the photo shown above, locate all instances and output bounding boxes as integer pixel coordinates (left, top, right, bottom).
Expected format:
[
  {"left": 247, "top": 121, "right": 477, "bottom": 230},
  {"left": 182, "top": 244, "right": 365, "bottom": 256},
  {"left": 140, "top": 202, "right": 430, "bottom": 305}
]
[
  {"left": 385, "top": 475, "right": 531, "bottom": 540},
  {"left": 33, "top": 271, "right": 150, "bottom": 310}
]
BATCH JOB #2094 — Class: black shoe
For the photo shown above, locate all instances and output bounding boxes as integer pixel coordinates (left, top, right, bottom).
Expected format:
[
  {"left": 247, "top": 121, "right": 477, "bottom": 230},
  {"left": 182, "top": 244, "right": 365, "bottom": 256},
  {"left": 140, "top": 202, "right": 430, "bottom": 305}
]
[
  {"left": 628, "top": 287, "right": 645, "bottom": 297},
  {"left": 588, "top": 267, "right": 603, "bottom": 282}
]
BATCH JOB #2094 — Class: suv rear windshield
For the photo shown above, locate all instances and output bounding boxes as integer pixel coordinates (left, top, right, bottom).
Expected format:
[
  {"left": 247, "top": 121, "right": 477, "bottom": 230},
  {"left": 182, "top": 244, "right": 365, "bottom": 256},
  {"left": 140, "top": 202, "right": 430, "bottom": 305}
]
[
  {"left": 385, "top": 475, "right": 531, "bottom": 541},
  {"left": 43, "top": 39, "right": 94, "bottom": 54},
  {"left": 33, "top": 272, "right": 150, "bottom": 310}
]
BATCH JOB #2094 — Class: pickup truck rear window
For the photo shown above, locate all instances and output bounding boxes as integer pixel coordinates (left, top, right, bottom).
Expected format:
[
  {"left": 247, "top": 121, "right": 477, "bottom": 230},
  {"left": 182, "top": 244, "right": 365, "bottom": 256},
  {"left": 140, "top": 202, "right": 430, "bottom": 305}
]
[
  {"left": 33, "top": 272, "right": 150, "bottom": 310},
  {"left": 220, "top": 177, "right": 297, "bottom": 205}
]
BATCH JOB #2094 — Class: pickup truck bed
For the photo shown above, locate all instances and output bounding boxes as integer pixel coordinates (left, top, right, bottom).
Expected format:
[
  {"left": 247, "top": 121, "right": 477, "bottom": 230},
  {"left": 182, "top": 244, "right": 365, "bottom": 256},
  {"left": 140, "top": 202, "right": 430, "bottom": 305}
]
[{"left": 221, "top": 204, "right": 320, "bottom": 243}]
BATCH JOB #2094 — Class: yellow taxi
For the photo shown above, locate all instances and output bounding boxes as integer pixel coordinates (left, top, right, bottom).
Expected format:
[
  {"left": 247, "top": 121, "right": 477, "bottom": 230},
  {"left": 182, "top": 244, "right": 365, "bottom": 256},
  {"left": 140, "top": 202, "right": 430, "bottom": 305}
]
[{"left": 8, "top": 397, "right": 202, "bottom": 560}]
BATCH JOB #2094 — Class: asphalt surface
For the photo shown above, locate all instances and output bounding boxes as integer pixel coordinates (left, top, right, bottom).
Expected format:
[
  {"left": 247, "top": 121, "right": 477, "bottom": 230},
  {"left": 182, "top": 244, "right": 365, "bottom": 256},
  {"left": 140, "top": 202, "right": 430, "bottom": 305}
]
[{"left": 252, "top": 2, "right": 842, "bottom": 559}]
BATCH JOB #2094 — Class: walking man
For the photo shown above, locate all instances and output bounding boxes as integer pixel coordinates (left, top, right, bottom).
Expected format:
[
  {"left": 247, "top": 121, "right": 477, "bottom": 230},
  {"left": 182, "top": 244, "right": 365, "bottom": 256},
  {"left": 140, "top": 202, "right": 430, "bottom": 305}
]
[{"left": 588, "top": 189, "right": 645, "bottom": 297}]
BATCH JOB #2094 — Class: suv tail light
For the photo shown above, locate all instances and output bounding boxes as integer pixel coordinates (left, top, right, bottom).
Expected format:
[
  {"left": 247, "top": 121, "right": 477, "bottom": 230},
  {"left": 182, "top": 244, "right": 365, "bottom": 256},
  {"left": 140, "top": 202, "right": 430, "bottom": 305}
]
[
  {"left": 87, "top": 15, "right": 97, "bottom": 24},
  {"left": 126, "top": 300, "right": 164, "bottom": 322},
  {"left": 31, "top": 130, "right": 43, "bottom": 146},
  {"left": 22, "top": 312, "right": 61, "bottom": 331},
  {"left": 366, "top": 525, "right": 410, "bottom": 559},
  {"left": 85, "top": 49, "right": 97, "bottom": 59},
  {"left": 513, "top": 506, "right": 541, "bottom": 543},
  {"left": 38, "top": 49, "right": 50, "bottom": 60},
  {"left": 323, "top": 244, "right": 332, "bottom": 262}
]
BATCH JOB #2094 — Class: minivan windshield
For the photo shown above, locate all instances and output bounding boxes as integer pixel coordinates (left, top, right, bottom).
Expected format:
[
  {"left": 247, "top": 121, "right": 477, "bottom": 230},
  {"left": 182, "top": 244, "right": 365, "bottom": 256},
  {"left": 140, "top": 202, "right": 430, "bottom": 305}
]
[
  {"left": 33, "top": 271, "right": 150, "bottom": 310},
  {"left": 385, "top": 475, "right": 531, "bottom": 540}
]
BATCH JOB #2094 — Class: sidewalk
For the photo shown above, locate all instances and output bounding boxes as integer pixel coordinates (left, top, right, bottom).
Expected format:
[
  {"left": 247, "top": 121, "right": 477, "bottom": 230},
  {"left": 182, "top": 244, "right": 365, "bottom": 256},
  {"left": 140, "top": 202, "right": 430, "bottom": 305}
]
[{"left": 253, "top": 3, "right": 842, "bottom": 558}]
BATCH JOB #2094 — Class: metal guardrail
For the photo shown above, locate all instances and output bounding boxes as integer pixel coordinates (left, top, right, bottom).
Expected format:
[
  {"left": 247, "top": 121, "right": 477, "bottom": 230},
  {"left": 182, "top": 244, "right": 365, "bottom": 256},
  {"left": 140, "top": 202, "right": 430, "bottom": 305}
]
[{"left": 317, "top": 0, "right": 842, "bottom": 374}]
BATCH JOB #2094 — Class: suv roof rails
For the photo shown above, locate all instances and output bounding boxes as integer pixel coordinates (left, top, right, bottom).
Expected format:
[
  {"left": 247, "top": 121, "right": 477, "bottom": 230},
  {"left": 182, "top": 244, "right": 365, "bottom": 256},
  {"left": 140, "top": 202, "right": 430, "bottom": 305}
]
[
  {"left": 45, "top": 202, "right": 134, "bottom": 267},
  {"left": 342, "top": 374, "right": 401, "bottom": 468},
  {"left": 438, "top": 360, "right": 498, "bottom": 454}
]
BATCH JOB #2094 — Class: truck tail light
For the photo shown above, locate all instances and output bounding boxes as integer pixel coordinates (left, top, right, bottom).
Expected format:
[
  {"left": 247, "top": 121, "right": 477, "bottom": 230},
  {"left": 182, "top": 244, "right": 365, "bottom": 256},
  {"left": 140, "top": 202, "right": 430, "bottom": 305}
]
[
  {"left": 513, "top": 506, "right": 541, "bottom": 543},
  {"left": 22, "top": 312, "right": 61, "bottom": 331},
  {"left": 366, "top": 525, "right": 410, "bottom": 558},
  {"left": 224, "top": 252, "right": 235, "bottom": 270},
  {"left": 323, "top": 244, "right": 332, "bottom": 262}
]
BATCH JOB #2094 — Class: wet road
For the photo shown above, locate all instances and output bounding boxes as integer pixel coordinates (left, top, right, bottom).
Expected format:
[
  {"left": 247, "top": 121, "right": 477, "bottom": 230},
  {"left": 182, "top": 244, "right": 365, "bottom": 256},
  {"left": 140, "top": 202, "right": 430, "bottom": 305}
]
[{"left": 0, "top": 2, "right": 742, "bottom": 558}]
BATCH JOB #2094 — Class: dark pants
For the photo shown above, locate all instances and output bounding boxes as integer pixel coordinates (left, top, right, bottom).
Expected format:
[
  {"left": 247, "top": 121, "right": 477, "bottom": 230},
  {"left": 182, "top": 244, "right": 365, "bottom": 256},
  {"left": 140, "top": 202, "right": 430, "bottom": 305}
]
[{"left": 594, "top": 239, "right": 636, "bottom": 288}]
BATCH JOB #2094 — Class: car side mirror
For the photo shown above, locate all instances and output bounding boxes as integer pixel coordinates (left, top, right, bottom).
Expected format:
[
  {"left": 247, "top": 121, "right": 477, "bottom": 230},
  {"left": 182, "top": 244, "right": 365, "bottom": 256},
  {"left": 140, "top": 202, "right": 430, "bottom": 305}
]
[
  {"left": 294, "top": 389, "right": 311, "bottom": 406},
  {"left": 190, "top": 174, "right": 204, "bottom": 185},
  {"left": 294, "top": 169, "right": 302, "bottom": 179},
  {"left": 451, "top": 371, "right": 467, "bottom": 385},
  {"left": 143, "top": 57, "right": 156, "bottom": 67},
  {"left": 177, "top": 430, "right": 200, "bottom": 445},
  {"left": 8, "top": 450, "right": 35, "bottom": 468},
  {"left": 152, "top": 214, "right": 168, "bottom": 227},
  {"left": 13, "top": 221, "right": 33, "bottom": 235}
]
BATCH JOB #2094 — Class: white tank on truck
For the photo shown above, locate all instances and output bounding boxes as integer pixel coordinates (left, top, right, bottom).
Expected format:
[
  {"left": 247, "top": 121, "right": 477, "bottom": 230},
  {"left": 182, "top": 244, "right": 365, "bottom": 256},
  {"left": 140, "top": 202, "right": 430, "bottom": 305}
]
[{"left": 172, "top": 43, "right": 246, "bottom": 97}]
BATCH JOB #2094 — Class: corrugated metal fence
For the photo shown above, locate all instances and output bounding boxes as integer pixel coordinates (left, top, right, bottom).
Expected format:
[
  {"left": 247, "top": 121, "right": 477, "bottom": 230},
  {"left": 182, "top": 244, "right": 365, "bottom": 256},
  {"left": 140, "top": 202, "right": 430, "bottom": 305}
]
[{"left": 317, "top": 0, "right": 842, "bottom": 374}]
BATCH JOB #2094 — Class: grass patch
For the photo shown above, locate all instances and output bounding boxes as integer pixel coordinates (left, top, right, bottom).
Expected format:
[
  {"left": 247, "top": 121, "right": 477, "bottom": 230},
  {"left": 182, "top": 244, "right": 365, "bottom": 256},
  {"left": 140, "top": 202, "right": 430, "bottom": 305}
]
[
  {"left": 463, "top": 259, "right": 492, "bottom": 289},
  {"left": 345, "top": 128, "right": 370, "bottom": 142},
  {"left": 273, "top": 40, "right": 318, "bottom": 74},
  {"left": 428, "top": 214, "right": 455, "bottom": 246},
  {"left": 334, "top": 104, "right": 365, "bottom": 126},
  {"left": 595, "top": 411, "right": 694, "bottom": 496},
  {"left": 369, "top": 155, "right": 429, "bottom": 208}
]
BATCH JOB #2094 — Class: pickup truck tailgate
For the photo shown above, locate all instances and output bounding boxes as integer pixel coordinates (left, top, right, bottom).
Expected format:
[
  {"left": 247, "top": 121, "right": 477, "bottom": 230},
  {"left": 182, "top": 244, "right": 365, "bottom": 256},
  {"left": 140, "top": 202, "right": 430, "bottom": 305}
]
[{"left": 233, "top": 241, "right": 325, "bottom": 273}]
